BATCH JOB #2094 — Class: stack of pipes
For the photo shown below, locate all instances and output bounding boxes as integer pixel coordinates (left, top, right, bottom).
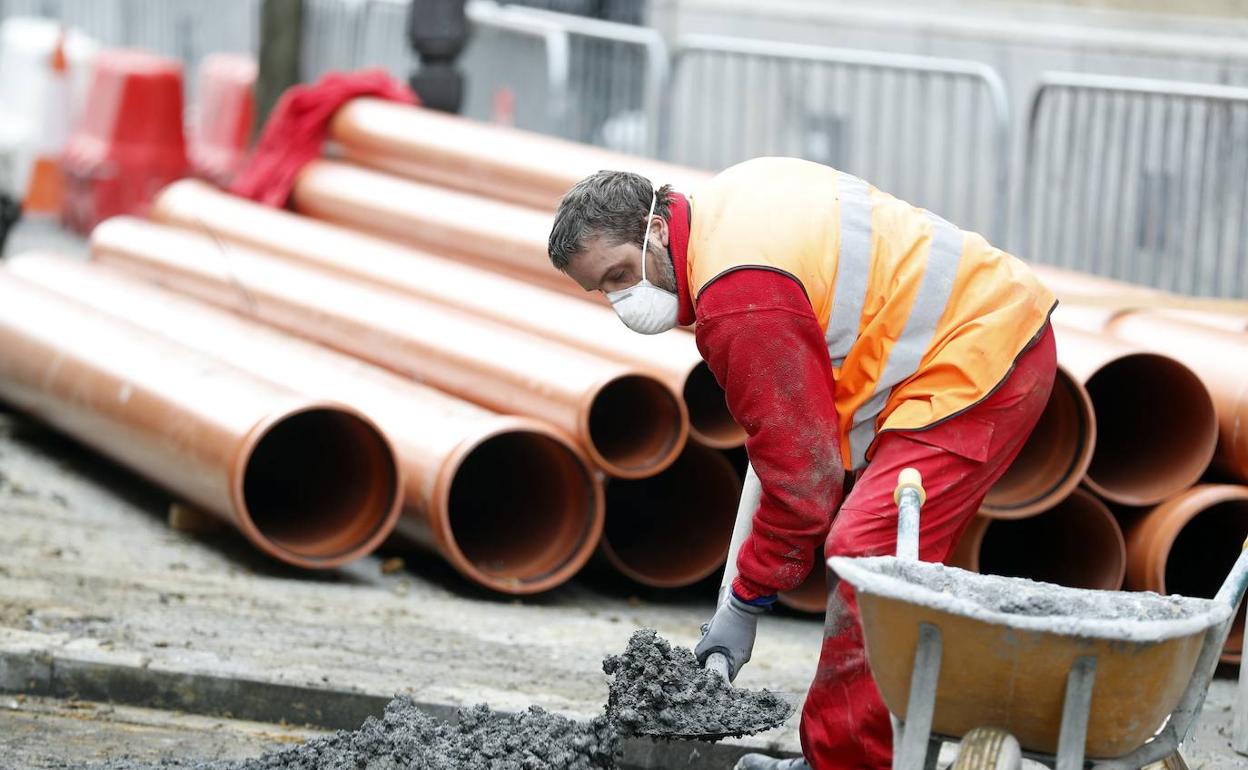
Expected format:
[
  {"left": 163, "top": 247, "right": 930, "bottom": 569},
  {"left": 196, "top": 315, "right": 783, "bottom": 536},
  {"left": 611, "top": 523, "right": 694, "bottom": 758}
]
[
  {"left": 2, "top": 100, "right": 1246, "bottom": 662},
  {"left": 309, "top": 100, "right": 1248, "bottom": 659}
]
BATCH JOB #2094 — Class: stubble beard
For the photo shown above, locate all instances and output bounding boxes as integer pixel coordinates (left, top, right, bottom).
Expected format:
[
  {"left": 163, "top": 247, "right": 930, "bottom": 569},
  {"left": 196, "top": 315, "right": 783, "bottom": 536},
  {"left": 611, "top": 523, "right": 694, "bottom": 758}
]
[{"left": 646, "top": 241, "right": 679, "bottom": 295}]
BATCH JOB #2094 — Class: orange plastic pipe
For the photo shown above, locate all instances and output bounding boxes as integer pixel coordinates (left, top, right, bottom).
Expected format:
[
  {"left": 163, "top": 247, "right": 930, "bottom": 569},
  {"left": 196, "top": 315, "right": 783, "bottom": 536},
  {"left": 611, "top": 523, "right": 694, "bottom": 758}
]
[
  {"left": 1123, "top": 484, "right": 1248, "bottom": 663},
  {"left": 1033, "top": 263, "right": 1248, "bottom": 334},
  {"left": 1101, "top": 313, "right": 1248, "bottom": 483},
  {"left": 149, "top": 180, "right": 743, "bottom": 449},
  {"left": 950, "top": 489, "right": 1127, "bottom": 590},
  {"left": 9, "top": 254, "right": 604, "bottom": 594},
  {"left": 981, "top": 365, "right": 1096, "bottom": 519},
  {"left": 292, "top": 159, "right": 577, "bottom": 298},
  {"left": 599, "top": 442, "right": 740, "bottom": 588},
  {"left": 329, "top": 98, "right": 711, "bottom": 211},
  {"left": 1051, "top": 325, "right": 1218, "bottom": 506},
  {"left": 89, "top": 218, "right": 687, "bottom": 479},
  {"left": 0, "top": 270, "right": 402, "bottom": 569}
]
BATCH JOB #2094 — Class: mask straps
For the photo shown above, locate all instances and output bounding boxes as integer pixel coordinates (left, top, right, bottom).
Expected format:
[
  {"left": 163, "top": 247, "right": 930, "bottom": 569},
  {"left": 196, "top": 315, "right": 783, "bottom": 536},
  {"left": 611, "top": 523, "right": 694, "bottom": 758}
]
[{"left": 640, "top": 190, "right": 657, "bottom": 284}]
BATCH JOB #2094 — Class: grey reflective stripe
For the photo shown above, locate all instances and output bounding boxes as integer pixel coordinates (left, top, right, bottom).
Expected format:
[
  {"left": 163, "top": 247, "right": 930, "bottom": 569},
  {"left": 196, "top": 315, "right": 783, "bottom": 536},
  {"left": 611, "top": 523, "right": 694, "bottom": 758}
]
[
  {"left": 847, "top": 211, "right": 964, "bottom": 468},
  {"left": 825, "top": 172, "right": 873, "bottom": 368}
]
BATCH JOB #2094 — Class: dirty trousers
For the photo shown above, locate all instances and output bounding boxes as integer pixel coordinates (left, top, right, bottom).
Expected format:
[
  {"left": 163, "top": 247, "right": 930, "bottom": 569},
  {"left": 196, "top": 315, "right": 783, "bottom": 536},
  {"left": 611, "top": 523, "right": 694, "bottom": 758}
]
[{"left": 799, "top": 324, "right": 1057, "bottom": 770}]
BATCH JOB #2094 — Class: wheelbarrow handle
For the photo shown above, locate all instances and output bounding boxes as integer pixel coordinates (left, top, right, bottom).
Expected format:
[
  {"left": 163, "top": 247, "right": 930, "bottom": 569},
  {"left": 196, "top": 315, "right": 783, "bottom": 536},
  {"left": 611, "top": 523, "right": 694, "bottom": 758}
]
[{"left": 894, "top": 468, "right": 925, "bottom": 562}]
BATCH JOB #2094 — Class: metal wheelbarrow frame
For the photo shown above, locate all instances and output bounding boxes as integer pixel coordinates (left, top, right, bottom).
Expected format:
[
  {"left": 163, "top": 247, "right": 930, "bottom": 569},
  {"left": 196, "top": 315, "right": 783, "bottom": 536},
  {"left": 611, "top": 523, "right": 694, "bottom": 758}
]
[{"left": 829, "top": 469, "right": 1248, "bottom": 770}]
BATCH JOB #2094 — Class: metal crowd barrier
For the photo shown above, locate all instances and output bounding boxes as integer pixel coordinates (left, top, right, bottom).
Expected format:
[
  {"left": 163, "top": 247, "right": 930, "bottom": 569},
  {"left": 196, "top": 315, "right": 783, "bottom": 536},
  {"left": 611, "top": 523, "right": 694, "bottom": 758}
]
[
  {"left": 1020, "top": 72, "right": 1248, "bottom": 298},
  {"left": 663, "top": 34, "right": 1011, "bottom": 243},
  {"left": 458, "top": 1, "right": 665, "bottom": 156}
]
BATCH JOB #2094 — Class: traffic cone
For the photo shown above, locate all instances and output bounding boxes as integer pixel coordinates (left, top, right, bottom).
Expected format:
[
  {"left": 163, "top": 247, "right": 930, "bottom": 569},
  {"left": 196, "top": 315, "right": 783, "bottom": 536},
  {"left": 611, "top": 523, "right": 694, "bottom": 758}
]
[{"left": 21, "top": 28, "right": 69, "bottom": 215}]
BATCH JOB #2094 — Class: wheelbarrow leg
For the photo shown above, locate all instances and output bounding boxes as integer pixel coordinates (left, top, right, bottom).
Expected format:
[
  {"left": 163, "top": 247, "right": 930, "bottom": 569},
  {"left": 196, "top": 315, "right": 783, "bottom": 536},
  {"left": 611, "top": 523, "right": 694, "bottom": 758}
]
[
  {"left": 894, "top": 623, "right": 942, "bottom": 770},
  {"left": 1056, "top": 656, "right": 1097, "bottom": 770}
]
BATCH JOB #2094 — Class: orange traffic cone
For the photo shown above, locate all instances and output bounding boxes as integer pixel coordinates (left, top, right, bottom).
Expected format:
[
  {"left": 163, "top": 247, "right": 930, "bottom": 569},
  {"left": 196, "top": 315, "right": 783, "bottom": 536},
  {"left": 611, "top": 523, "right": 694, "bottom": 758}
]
[{"left": 22, "top": 29, "right": 68, "bottom": 215}]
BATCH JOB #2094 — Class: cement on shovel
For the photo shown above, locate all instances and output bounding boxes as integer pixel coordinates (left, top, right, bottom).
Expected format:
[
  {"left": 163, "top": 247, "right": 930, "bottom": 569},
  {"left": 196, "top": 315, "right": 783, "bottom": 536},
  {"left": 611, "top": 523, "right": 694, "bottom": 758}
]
[{"left": 603, "top": 629, "right": 793, "bottom": 740}]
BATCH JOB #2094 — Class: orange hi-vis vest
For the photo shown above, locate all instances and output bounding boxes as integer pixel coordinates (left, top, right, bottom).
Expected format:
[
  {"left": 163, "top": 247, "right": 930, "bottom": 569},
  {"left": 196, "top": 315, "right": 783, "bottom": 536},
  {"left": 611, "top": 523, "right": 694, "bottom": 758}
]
[{"left": 687, "top": 157, "right": 1056, "bottom": 470}]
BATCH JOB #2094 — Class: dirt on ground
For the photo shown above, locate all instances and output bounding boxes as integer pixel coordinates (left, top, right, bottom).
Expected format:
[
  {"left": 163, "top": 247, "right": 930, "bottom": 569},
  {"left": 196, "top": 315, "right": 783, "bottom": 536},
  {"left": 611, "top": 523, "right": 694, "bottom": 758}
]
[{"left": 87, "top": 699, "right": 618, "bottom": 770}]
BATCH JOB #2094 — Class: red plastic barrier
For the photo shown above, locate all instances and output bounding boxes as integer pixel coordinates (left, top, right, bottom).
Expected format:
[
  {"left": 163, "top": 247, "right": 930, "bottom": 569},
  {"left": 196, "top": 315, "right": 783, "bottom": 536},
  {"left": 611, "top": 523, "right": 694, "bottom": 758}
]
[
  {"left": 190, "top": 53, "right": 256, "bottom": 186},
  {"left": 61, "top": 49, "right": 188, "bottom": 233}
]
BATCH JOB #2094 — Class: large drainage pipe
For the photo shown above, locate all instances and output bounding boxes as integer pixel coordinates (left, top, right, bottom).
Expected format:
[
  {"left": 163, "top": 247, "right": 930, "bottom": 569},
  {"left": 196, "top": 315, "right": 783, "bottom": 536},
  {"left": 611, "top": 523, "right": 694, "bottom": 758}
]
[
  {"left": 150, "top": 180, "right": 744, "bottom": 449},
  {"left": 1051, "top": 325, "right": 1218, "bottom": 506},
  {"left": 293, "top": 159, "right": 575, "bottom": 298},
  {"left": 9, "top": 254, "right": 603, "bottom": 593},
  {"left": 0, "top": 271, "right": 402, "bottom": 569},
  {"left": 950, "top": 489, "right": 1127, "bottom": 591},
  {"left": 90, "top": 218, "right": 687, "bottom": 479},
  {"left": 1100, "top": 313, "right": 1248, "bottom": 483},
  {"left": 599, "top": 442, "right": 740, "bottom": 588},
  {"left": 327, "top": 98, "right": 711, "bottom": 211},
  {"left": 1032, "top": 263, "right": 1248, "bottom": 334},
  {"left": 1123, "top": 484, "right": 1248, "bottom": 663},
  {"left": 981, "top": 365, "right": 1096, "bottom": 519}
]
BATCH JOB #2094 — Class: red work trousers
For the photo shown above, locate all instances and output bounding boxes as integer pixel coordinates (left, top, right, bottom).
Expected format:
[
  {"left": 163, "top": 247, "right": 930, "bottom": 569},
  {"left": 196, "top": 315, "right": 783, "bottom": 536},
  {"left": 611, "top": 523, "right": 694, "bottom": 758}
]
[{"left": 799, "top": 324, "right": 1057, "bottom": 770}]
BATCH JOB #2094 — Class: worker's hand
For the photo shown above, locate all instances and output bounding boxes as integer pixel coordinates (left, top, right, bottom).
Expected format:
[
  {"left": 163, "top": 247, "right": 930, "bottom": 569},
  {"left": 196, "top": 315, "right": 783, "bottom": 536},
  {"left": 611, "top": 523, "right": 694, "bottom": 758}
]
[{"left": 694, "top": 593, "right": 770, "bottom": 682}]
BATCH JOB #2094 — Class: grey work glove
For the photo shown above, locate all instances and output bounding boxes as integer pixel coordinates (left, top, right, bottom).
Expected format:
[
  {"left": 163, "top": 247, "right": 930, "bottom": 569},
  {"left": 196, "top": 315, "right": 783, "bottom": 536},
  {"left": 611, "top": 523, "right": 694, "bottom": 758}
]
[{"left": 694, "top": 594, "right": 769, "bottom": 682}]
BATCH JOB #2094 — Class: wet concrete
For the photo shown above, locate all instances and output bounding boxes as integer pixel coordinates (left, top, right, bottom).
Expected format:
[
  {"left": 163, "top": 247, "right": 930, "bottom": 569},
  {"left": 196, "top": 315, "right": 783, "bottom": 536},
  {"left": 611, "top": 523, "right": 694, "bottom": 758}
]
[
  {"left": 89, "top": 698, "right": 619, "bottom": 770},
  {"left": 605, "top": 630, "right": 792, "bottom": 739}
]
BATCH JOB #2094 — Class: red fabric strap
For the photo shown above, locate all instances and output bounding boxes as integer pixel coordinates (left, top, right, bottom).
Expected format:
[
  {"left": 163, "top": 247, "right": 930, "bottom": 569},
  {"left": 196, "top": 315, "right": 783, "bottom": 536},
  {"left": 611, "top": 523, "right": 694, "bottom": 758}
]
[{"left": 231, "top": 69, "right": 417, "bottom": 207}]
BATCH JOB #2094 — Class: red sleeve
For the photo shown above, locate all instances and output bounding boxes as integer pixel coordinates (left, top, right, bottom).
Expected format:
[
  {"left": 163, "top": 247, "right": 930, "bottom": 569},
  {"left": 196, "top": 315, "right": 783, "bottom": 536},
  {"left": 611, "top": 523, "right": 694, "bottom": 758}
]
[{"left": 695, "top": 269, "right": 844, "bottom": 601}]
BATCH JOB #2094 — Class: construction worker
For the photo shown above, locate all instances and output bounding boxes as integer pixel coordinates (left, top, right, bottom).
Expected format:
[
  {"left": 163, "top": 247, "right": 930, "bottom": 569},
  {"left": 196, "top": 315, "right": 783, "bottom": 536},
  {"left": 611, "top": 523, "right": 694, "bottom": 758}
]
[{"left": 547, "top": 157, "right": 1057, "bottom": 770}]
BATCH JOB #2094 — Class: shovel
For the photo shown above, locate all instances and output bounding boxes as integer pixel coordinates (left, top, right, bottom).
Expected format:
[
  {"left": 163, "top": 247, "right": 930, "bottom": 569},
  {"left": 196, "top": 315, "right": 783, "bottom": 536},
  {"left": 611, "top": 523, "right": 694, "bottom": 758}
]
[{"left": 634, "top": 464, "right": 794, "bottom": 741}]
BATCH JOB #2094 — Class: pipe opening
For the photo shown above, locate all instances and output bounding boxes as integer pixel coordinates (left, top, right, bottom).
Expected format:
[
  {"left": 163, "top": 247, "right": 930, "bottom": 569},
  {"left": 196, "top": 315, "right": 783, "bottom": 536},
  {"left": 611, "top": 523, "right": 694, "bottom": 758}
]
[
  {"left": 976, "top": 492, "right": 1125, "bottom": 590},
  {"left": 588, "top": 374, "right": 685, "bottom": 476},
  {"left": 448, "top": 432, "right": 597, "bottom": 592},
  {"left": 983, "top": 369, "right": 1093, "bottom": 518},
  {"left": 779, "top": 550, "right": 828, "bottom": 614},
  {"left": 684, "top": 362, "right": 744, "bottom": 448},
  {"left": 601, "top": 444, "right": 738, "bottom": 587},
  {"left": 1084, "top": 354, "right": 1217, "bottom": 505},
  {"left": 1164, "top": 498, "right": 1248, "bottom": 660},
  {"left": 243, "top": 408, "right": 399, "bottom": 562}
]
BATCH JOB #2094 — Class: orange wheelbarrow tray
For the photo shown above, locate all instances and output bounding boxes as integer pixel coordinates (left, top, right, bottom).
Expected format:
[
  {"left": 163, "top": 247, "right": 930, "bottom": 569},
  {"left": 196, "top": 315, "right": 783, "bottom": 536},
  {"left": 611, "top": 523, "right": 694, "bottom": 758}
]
[{"left": 828, "top": 469, "right": 1248, "bottom": 770}]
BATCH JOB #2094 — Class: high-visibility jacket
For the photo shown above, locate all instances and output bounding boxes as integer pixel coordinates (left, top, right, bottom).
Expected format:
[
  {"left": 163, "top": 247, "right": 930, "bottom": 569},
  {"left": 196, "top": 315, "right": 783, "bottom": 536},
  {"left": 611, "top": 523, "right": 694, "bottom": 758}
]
[{"left": 686, "top": 157, "right": 1056, "bottom": 470}]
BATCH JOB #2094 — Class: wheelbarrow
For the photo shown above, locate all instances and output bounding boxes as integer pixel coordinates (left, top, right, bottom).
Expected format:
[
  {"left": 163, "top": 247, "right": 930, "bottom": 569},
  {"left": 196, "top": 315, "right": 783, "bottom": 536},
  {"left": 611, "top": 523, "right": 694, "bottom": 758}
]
[{"left": 829, "top": 469, "right": 1248, "bottom": 770}]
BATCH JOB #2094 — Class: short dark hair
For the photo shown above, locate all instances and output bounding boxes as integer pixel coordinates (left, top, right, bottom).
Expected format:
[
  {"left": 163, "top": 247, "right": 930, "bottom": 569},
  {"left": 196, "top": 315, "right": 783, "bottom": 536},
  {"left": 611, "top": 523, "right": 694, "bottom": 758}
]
[{"left": 547, "top": 170, "right": 673, "bottom": 271}]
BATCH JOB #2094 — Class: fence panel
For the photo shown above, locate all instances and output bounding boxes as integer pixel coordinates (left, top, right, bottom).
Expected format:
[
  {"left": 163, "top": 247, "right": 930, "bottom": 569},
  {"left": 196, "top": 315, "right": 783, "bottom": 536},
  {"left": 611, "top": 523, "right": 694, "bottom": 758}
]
[
  {"left": 1, "top": 0, "right": 261, "bottom": 83},
  {"left": 301, "top": 0, "right": 368, "bottom": 81},
  {"left": 1020, "top": 73, "right": 1248, "bottom": 298},
  {"left": 506, "top": 6, "right": 666, "bottom": 156},
  {"left": 665, "top": 34, "right": 1010, "bottom": 243},
  {"left": 353, "top": 0, "right": 415, "bottom": 80}
]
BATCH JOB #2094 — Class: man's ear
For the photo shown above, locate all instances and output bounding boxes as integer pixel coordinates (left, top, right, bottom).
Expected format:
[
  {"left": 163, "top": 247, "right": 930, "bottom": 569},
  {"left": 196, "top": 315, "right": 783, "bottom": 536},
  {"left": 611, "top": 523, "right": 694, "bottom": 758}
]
[{"left": 654, "top": 216, "right": 670, "bottom": 248}]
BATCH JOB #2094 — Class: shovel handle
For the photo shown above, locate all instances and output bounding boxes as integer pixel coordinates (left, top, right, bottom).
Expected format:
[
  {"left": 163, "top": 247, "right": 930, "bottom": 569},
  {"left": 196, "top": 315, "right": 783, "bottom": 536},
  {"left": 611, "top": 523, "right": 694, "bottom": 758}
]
[
  {"left": 895, "top": 468, "right": 924, "bottom": 562},
  {"left": 705, "top": 652, "right": 732, "bottom": 683}
]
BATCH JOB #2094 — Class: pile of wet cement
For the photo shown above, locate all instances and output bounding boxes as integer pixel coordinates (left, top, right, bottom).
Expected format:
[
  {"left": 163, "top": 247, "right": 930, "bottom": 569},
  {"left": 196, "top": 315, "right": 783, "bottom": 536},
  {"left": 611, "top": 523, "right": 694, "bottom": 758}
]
[
  {"left": 93, "top": 698, "right": 618, "bottom": 770},
  {"left": 603, "top": 629, "right": 793, "bottom": 738},
  {"left": 90, "top": 630, "right": 791, "bottom": 769},
  {"left": 883, "top": 560, "right": 1209, "bottom": 621}
]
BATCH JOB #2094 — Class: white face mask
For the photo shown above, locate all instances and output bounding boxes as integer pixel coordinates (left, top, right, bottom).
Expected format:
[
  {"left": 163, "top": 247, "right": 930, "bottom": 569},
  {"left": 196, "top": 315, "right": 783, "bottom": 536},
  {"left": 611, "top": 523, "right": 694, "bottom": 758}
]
[{"left": 605, "top": 192, "right": 679, "bottom": 335}]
